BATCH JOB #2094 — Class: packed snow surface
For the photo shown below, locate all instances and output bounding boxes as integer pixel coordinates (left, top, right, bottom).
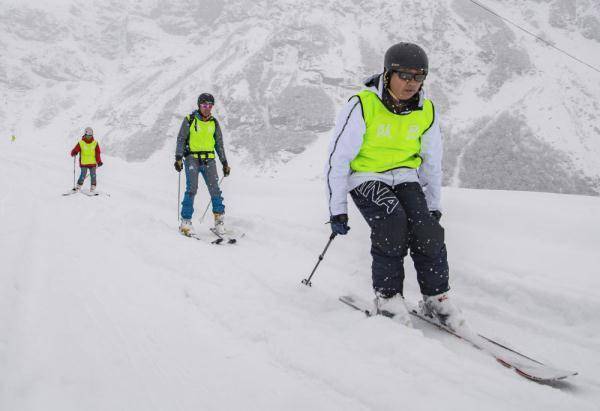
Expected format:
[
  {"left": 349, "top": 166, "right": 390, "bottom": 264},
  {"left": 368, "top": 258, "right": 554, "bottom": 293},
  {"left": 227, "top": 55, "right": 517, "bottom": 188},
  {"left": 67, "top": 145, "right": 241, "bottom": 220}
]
[{"left": 1, "top": 135, "right": 599, "bottom": 411}]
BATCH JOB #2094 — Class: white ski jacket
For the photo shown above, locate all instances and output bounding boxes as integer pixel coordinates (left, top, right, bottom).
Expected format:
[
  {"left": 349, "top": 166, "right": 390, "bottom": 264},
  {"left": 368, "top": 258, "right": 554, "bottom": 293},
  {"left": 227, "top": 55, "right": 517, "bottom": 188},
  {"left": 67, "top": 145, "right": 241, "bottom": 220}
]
[{"left": 325, "top": 74, "right": 443, "bottom": 216}]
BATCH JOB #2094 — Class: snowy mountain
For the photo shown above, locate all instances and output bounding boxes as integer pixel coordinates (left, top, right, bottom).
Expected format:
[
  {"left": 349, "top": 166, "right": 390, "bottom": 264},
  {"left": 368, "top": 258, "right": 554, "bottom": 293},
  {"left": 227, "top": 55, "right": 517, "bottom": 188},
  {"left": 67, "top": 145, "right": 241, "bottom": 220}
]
[{"left": 1, "top": 0, "right": 600, "bottom": 194}]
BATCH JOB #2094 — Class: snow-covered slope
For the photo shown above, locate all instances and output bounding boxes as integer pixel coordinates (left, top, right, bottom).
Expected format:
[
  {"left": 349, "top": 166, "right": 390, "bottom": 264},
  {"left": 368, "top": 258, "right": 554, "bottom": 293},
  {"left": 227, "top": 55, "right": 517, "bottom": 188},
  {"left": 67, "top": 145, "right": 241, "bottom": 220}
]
[
  {"left": 1, "top": 134, "right": 599, "bottom": 410},
  {"left": 1, "top": 0, "right": 600, "bottom": 194}
]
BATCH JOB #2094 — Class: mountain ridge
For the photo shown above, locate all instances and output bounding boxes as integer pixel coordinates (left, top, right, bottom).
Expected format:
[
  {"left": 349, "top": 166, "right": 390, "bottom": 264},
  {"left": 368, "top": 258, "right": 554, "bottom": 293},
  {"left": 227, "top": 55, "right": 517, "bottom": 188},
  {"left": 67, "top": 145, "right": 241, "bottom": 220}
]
[{"left": 1, "top": 0, "right": 599, "bottom": 194}]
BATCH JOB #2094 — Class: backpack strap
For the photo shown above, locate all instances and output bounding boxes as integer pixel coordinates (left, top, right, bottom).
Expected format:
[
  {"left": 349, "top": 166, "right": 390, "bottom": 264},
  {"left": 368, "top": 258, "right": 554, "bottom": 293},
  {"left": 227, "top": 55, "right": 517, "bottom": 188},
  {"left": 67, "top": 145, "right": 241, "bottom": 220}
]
[
  {"left": 183, "top": 112, "right": 198, "bottom": 157},
  {"left": 187, "top": 111, "right": 198, "bottom": 130}
]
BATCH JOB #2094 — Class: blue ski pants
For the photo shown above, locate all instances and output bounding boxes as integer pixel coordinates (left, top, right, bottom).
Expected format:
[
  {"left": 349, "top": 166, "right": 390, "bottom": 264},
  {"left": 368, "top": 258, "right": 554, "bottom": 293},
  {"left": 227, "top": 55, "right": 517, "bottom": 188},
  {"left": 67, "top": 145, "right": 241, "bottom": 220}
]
[
  {"left": 181, "top": 156, "right": 224, "bottom": 220},
  {"left": 77, "top": 166, "right": 97, "bottom": 186}
]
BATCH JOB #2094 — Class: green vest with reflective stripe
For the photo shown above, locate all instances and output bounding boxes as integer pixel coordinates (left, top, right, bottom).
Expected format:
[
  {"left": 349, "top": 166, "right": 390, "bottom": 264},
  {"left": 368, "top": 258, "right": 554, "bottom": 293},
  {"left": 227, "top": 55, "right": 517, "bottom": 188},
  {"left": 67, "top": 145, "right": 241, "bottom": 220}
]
[
  {"left": 79, "top": 140, "right": 98, "bottom": 166},
  {"left": 350, "top": 90, "right": 434, "bottom": 173},
  {"left": 188, "top": 114, "right": 216, "bottom": 158}
]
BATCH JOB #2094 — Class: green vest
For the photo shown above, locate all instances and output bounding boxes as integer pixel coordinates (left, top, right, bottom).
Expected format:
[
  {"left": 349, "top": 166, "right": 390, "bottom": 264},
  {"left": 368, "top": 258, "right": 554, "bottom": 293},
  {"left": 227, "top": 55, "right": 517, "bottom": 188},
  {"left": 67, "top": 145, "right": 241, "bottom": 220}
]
[
  {"left": 79, "top": 140, "right": 98, "bottom": 166},
  {"left": 188, "top": 114, "right": 216, "bottom": 159},
  {"left": 350, "top": 90, "right": 434, "bottom": 173}
]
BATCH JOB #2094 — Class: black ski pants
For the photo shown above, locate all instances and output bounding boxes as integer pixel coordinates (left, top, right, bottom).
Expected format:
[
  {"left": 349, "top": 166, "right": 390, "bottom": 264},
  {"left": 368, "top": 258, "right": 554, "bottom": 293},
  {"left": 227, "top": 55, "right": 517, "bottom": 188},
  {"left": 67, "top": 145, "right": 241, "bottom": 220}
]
[{"left": 350, "top": 181, "right": 449, "bottom": 297}]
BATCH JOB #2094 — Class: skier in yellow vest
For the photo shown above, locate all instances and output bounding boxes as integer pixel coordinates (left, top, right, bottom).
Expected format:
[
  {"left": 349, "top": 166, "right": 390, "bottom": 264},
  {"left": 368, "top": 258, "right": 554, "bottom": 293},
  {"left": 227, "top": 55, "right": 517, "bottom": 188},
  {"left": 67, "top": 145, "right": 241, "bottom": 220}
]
[
  {"left": 174, "top": 93, "right": 230, "bottom": 237},
  {"left": 326, "top": 43, "right": 466, "bottom": 331},
  {"left": 70, "top": 127, "right": 103, "bottom": 192}
]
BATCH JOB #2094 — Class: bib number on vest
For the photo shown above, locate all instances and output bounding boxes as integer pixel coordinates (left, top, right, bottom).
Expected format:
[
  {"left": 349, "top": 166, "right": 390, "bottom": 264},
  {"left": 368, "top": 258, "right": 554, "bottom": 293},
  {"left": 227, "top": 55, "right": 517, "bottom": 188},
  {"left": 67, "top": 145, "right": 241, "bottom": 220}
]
[
  {"left": 376, "top": 124, "right": 392, "bottom": 138},
  {"left": 407, "top": 124, "right": 421, "bottom": 140}
]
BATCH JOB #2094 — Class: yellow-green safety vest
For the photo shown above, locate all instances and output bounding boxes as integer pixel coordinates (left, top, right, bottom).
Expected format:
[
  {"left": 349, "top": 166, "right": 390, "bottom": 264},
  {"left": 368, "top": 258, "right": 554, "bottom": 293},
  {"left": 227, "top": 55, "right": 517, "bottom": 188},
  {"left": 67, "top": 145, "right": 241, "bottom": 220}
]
[
  {"left": 79, "top": 140, "right": 98, "bottom": 166},
  {"left": 350, "top": 90, "right": 434, "bottom": 173},
  {"left": 188, "top": 115, "right": 216, "bottom": 159}
]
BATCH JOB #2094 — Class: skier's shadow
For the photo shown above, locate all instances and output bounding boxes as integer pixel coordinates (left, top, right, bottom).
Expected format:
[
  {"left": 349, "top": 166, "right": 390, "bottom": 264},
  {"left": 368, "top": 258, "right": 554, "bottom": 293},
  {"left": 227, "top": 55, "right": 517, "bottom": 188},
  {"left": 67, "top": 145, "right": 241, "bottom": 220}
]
[{"left": 536, "top": 378, "right": 578, "bottom": 392}]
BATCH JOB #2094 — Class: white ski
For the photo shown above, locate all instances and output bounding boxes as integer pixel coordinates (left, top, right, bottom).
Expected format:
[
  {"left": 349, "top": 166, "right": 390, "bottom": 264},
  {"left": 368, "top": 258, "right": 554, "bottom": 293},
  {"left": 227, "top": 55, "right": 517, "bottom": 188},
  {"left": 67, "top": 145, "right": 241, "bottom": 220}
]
[
  {"left": 62, "top": 189, "right": 79, "bottom": 196},
  {"left": 339, "top": 294, "right": 577, "bottom": 383}
]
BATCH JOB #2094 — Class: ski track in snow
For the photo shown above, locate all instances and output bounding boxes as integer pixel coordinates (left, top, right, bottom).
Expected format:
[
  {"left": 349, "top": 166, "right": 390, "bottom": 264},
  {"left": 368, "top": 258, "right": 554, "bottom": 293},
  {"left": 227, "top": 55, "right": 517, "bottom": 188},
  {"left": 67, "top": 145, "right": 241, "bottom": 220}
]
[{"left": 1, "top": 137, "right": 600, "bottom": 410}]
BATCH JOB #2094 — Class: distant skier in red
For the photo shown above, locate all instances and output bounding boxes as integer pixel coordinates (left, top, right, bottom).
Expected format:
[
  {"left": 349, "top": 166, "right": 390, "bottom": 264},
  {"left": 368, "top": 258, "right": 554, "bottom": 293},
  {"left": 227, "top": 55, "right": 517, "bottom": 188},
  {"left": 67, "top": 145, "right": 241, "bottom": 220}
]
[{"left": 69, "top": 127, "right": 103, "bottom": 192}]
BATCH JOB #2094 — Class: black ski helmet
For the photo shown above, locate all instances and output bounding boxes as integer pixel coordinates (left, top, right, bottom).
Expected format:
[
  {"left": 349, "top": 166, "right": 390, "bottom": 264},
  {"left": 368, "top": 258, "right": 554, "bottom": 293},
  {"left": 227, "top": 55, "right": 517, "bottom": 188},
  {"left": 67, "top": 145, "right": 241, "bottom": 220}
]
[
  {"left": 384, "top": 43, "right": 428, "bottom": 74},
  {"left": 197, "top": 93, "right": 215, "bottom": 106}
]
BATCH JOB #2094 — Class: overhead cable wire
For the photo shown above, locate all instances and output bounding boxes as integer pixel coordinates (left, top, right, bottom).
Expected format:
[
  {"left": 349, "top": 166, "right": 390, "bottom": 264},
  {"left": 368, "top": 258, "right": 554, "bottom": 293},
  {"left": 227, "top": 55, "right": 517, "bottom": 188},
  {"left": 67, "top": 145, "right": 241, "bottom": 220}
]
[{"left": 466, "top": 0, "right": 600, "bottom": 74}]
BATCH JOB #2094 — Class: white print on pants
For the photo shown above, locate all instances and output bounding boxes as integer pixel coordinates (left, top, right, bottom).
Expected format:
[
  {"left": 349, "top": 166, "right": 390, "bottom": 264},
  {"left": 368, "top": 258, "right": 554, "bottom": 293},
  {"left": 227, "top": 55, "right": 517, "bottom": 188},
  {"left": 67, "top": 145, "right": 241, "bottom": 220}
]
[{"left": 354, "top": 181, "right": 399, "bottom": 215}]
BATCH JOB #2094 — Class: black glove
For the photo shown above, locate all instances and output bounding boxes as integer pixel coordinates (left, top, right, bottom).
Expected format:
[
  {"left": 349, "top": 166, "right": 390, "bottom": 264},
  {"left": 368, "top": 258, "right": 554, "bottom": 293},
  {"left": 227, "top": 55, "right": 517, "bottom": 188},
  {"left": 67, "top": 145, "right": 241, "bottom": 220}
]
[
  {"left": 429, "top": 210, "right": 442, "bottom": 222},
  {"left": 97, "top": 161, "right": 103, "bottom": 167},
  {"left": 174, "top": 155, "right": 183, "bottom": 172},
  {"left": 330, "top": 214, "right": 350, "bottom": 235},
  {"left": 223, "top": 163, "right": 231, "bottom": 177}
]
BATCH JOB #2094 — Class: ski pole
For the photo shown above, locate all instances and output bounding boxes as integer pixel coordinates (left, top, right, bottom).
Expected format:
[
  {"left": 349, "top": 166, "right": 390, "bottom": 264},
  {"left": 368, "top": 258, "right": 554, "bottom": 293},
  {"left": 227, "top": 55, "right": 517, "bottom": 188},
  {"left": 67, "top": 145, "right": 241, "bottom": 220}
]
[
  {"left": 301, "top": 233, "right": 337, "bottom": 287},
  {"left": 199, "top": 176, "right": 225, "bottom": 223},
  {"left": 177, "top": 172, "right": 181, "bottom": 222}
]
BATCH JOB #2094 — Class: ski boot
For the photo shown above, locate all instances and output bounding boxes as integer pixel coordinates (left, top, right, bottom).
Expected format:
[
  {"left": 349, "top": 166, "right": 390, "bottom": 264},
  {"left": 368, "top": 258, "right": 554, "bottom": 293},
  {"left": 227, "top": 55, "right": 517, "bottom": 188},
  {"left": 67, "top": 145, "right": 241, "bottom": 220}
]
[
  {"left": 419, "top": 292, "right": 467, "bottom": 332},
  {"left": 374, "top": 293, "right": 412, "bottom": 327},
  {"left": 71, "top": 183, "right": 83, "bottom": 193},
  {"left": 213, "top": 213, "right": 226, "bottom": 236},
  {"left": 179, "top": 219, "right": 195, "bottom": 237},
  {"left": 90, "top": 185, "right": 96, "bottom": 192}
]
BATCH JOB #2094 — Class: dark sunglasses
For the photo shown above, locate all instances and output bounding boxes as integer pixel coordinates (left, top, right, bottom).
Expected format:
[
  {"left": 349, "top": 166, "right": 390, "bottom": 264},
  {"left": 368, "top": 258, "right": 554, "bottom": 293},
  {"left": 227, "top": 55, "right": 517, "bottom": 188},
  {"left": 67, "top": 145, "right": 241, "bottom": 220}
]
[{"left": 394, "top": 71, "right": 427, "bottom": 82}]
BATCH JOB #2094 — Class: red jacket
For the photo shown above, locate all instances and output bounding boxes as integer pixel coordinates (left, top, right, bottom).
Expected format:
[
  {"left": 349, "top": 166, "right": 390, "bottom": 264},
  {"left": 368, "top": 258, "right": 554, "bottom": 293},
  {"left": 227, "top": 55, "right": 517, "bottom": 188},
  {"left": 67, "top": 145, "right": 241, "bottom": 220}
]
[{"left": 70, "top": 136, "right": 102, "bottom": 167}]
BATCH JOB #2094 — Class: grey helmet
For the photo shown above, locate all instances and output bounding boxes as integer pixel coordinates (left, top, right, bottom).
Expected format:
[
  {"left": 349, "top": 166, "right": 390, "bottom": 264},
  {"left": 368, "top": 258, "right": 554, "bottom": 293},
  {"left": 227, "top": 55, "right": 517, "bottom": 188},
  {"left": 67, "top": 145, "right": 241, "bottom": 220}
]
[
  {"left": 197, "top": 93, "right": 215, "bottom": 106},
  {"left": 384, "top": 42, "right": 428, "bottom": 74},
  {"left": 84, "top": 127, "right": 94, "bottom": 136}
]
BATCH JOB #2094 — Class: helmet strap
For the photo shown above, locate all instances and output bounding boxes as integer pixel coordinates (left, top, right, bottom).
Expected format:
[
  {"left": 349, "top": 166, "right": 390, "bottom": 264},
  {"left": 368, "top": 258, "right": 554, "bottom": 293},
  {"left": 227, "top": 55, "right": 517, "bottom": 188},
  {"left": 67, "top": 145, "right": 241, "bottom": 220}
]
[{"left": 387, "top": 86, "right": 401, "bottom": 102}]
